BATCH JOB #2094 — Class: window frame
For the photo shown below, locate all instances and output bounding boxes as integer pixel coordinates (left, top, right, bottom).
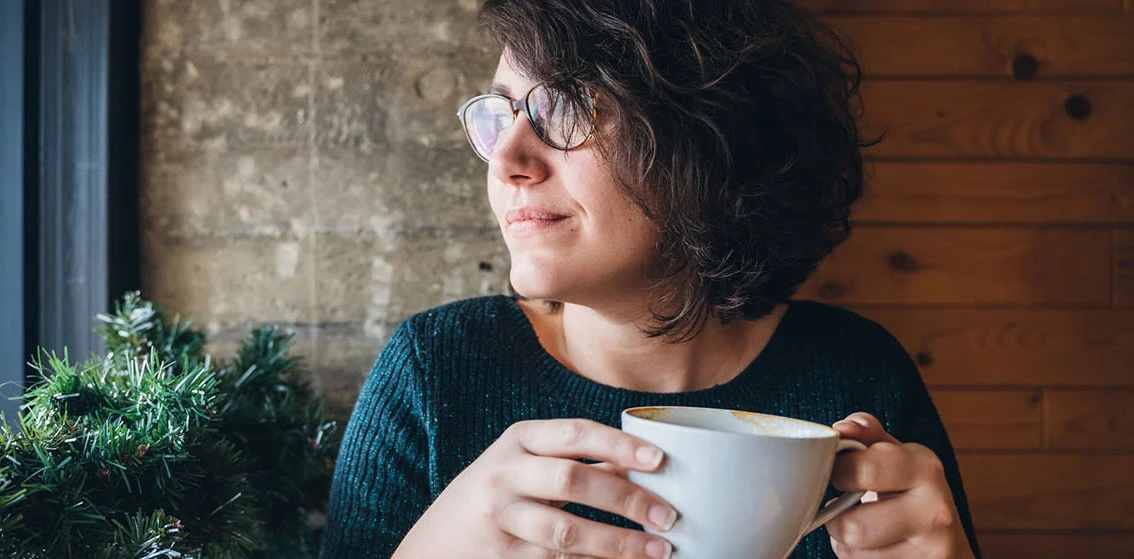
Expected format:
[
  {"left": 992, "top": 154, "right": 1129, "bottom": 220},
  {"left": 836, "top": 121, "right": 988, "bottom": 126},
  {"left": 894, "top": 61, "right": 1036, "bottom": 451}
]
[{"left": 0, "top": 0, "right": 141, "bottom": 422}]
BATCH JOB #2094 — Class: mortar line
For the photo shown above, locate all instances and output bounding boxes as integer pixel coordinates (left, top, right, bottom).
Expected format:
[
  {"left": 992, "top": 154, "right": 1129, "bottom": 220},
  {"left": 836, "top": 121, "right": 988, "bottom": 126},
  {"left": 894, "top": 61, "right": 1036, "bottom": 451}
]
[{"left": 307, "top": 0, "right": 322, "bottom": 370}]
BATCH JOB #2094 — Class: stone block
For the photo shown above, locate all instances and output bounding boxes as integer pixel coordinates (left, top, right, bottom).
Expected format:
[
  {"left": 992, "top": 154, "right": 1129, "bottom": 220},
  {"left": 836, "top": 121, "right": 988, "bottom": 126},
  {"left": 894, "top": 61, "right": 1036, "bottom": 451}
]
[
  {"left": 143, "top": 0, "right": 313, "bottom": 57},
  {"left": 312, "top": 53, "right": 496, "bottom": 153},
  {"left": 319, "top": 0, "right": 495, "bottom": 56},
  {"left": 138, "top": 0, "right": 524, "bottom": 419},
  {"left": 311, "top": 145, "right": 494, "bottom": 237},
  {"left": 141, "top": 54, "right": 311, "bottom": 152},
  {"left": 313, "top": 232, "right": 510, "bottom": 326},
  {"left": 142, "top": 147, "right": 311, "bottom": 240},
  {"left": 141, "top": 235, "right": 315, "bottom": 327}
]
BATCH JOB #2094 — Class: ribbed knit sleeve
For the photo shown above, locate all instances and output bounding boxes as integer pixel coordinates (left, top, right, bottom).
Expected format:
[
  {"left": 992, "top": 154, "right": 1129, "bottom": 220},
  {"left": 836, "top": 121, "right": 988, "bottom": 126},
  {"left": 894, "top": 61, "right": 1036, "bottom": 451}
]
[{"left": 320, "top": 321, "right": 432, "bottom": 559}]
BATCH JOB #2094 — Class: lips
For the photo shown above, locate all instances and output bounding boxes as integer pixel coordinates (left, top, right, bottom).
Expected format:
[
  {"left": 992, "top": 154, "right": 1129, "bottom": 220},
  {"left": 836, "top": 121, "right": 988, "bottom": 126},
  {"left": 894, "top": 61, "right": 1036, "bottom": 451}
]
[
  {"left": 503, "top": 207, "right": 570, "bottom": 239},
  {"left": 505, "top": 207, "right": 569, "bottom": 225}
]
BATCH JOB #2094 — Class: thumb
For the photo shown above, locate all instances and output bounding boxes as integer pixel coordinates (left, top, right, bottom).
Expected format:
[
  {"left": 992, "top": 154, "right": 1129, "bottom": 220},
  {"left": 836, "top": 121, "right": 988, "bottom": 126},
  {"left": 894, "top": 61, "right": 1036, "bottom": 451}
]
[{"left": 832, "top": 412, "right": 900, "bottom": 446}]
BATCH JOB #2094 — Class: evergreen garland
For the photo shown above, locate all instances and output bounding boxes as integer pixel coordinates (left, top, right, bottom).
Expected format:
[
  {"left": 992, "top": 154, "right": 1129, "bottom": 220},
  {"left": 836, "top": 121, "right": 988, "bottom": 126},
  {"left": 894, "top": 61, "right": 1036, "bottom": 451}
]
[{"left": 0, "top": 292, "right": 340, "bottom": 558}]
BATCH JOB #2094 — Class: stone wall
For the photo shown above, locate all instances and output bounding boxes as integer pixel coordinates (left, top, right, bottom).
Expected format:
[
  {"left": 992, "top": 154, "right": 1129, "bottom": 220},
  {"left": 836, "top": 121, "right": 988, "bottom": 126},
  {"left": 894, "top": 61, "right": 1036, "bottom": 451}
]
[{"left": 139, "top": 0, "right": 509, "bottom": 417}]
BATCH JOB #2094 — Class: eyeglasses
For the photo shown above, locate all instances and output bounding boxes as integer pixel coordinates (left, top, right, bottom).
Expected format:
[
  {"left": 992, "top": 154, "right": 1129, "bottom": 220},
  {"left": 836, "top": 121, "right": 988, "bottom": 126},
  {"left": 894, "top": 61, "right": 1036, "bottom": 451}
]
[{"left": 457, "top": 83, "right": 596, "bottom": 162}]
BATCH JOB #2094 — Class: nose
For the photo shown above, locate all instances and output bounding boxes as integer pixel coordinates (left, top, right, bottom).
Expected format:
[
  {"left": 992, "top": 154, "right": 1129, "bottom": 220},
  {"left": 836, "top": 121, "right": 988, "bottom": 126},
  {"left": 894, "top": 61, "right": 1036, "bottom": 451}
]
[{"left": 488, "top": 110, "right": 550, "bottom": 189}]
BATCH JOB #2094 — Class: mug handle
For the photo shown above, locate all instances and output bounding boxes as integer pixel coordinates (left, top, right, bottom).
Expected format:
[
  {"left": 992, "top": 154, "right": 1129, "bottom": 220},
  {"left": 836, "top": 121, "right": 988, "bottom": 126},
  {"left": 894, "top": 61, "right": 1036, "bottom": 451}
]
[{"left": 805, "top": 439, "right": 868, "bottom": 534}]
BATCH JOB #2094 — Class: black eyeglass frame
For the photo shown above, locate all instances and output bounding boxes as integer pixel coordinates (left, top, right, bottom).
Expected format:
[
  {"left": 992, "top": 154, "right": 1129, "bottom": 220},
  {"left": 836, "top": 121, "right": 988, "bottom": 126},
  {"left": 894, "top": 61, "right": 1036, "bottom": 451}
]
[{"left": 456, "top": 83, "right": 597, "bottom": 163}]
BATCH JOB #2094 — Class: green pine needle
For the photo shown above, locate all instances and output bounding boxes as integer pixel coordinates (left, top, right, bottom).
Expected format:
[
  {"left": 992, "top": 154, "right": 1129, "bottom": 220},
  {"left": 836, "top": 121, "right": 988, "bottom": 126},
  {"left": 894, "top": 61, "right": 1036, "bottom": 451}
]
[{"left": 0, "top": 292, "right": 340, "bottom": 558}]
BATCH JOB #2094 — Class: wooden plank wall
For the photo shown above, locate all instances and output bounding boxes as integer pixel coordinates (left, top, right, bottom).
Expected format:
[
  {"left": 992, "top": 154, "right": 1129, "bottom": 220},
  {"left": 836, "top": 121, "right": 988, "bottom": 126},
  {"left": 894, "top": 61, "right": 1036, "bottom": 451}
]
[{"left": 802, "top": 2, "right": 1134, "bottom": 557}]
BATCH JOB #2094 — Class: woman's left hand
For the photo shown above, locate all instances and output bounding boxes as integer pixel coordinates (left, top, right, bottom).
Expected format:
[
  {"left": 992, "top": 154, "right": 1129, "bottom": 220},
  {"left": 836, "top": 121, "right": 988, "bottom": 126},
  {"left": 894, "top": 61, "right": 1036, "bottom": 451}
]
[{"left": 827, "top": 412, "right": 976, "bottom": 559}]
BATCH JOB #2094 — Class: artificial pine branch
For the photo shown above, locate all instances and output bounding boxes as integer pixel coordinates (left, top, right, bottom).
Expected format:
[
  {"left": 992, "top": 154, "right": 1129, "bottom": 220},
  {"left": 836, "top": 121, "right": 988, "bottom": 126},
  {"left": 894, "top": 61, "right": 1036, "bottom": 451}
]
[
  {"left": 97, "top": 292, "right": 206, "bottom": 373},
  {"left": 216, "top": 328, "right": 337, "bottom": 556},
  {"left": 0, "top": 292, "right": 340, "bottom": 558}
]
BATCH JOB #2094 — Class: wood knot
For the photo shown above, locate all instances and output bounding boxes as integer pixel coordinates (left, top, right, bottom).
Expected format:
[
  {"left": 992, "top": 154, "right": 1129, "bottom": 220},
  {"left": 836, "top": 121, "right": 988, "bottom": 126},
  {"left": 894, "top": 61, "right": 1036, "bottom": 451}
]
[
  {"left": 915, "top": 352, "right": 934, "bottom": 366},
  {"left": 1011, "top": 53, "right": 1039, "bottom": 80},
  {"left": 888, "top": 250, "right": 919, "bottom": 272},
  {"left": 1064, "top": 94, "right": 1093, "bottom": 120}
]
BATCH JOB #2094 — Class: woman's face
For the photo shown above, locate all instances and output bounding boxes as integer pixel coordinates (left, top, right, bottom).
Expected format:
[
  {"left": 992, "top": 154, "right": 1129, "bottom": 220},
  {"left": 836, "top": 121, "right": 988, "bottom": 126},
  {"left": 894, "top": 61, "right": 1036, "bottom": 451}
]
[{"left": 486, "top": 52, "right": 660, "bottom": 307}]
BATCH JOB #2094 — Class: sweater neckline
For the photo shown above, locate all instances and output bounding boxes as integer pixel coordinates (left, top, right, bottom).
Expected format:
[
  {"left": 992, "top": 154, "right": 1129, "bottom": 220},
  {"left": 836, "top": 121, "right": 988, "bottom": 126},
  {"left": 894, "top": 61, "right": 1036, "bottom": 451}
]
[{"left": 498, "top": 296, "right": 797, "bottom": 400}]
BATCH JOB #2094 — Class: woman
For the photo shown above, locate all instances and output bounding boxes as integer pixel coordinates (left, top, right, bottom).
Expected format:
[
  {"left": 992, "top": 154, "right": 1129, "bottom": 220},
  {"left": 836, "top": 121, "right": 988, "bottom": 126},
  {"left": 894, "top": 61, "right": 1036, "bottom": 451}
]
[{"left": 321, "top": 1, "right": 981, "bottom": 558}]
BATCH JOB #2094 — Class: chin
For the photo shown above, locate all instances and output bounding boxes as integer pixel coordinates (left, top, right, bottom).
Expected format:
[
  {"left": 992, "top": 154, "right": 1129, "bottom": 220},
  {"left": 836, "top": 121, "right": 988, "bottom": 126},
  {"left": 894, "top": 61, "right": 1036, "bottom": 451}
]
[{"left": 508, "top": 259, "right": 572, "bottom": 301}]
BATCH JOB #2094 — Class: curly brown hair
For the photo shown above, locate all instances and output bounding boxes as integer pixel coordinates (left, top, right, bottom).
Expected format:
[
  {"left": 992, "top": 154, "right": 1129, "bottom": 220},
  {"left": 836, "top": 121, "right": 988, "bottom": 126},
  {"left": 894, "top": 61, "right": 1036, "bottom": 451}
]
[{"left": 480, "top": 0, "right": 875, "bottom": 341}]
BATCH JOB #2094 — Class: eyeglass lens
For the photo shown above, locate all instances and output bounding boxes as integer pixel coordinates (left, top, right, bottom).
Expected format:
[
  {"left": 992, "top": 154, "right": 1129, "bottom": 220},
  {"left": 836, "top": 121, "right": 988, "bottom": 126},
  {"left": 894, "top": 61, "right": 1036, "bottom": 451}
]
[{"left": 461, "top": 85, "right": 592, "bottom": 161}]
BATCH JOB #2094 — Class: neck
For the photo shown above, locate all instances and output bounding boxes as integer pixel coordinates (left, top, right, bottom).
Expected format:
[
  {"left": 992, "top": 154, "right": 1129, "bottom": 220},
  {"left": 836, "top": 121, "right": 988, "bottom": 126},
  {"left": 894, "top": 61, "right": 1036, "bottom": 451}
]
[{"left": 525, "top": 297, "right": 788, "bottom": 393}]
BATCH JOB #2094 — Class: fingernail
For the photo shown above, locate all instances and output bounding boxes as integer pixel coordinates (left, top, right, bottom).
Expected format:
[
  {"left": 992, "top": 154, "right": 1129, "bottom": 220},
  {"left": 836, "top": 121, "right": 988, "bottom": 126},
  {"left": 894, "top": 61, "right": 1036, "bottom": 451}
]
[
  {"left": 636, "top": 446, "right": 663, "bottom": 468},
  {"left": 848, "top": 415, "right": 870, "bottom": 428},
  {"left": 649, "top": 504, "right": 676, "bottom": 531},
  {"left": 645, "top": 539, "right": 672, "bottom": 559},
  {"left": 833, "top": 420, "right": 859, "bottom": 431}
]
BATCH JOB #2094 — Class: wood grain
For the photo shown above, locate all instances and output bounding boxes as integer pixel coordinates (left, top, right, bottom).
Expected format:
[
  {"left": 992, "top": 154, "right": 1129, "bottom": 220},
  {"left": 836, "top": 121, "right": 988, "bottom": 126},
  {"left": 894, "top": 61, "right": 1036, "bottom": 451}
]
[
  {"left": 856, "top": 163, "right": 1134, "bottom": 224},
  {"left": 829, "top": 16, "right": 1134, "bottom": 77},
  {"left": 978, "top": 533, "right": 1134, "bottom": 559},
  {"left": 806, "top": 2, "right": 1132, "bottom": 550},
  {"left": 860, "top": 81, "right": 1134, "bottom": 159},
  {"left": 931, "top": 390, "right": 1043, "bottom": 449},
  {"left": 959, "top": 453, "right": 1134, "bottom": 530},
  {"left": 1047, "top": 391, "right": 1134, "bottom": 449},
  {"left": 855, "top": 308, "right": 1134, "bottom": 386},
  {"left": 801, "top": 227, "right": 1112, "bottom": 305},
  {"left": 806, "top": 0, "right": 1122, "bottom": 13},
  {"left": 1117, "top": 229, "right": 1134, "bottom": 306}
]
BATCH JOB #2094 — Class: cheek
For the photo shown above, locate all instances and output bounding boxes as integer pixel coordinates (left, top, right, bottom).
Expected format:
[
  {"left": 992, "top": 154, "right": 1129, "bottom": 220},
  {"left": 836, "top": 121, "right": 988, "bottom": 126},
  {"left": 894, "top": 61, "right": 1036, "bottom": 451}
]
[
  {"left": 486, "top": 178, "right": 506, "bottom": 221},
  {"left": 593, "top": 202, "right": 657, "bottom": 258}
]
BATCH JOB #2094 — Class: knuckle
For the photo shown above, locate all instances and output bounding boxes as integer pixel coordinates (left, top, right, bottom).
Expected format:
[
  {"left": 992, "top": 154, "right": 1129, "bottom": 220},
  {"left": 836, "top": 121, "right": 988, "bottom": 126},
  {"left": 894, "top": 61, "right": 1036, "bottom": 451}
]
[
  {"left": 836, "top": 516, "right": 867, "bottom": 549},
  {"left": 485, "top": 460, "right": 513, "bottom": 489},
  {"left": 926, "top": 502, "right": 957, "bottom": 531},
  {"left": 501, "top": 540, "right": 524, "bottom": 559},
  {"left": 916, "top": 447, "right": 946, "bottom": 481},
  {"left": 551, "top": 462, "right": 584, "bottom": 496},
  {"left": 504, "top": 420, "right": 530, "bottom": 440},
  {"left": 549, "top": 518, "right": 579, "bottom": 550},
  {"left": 621, "top": 489, "right": 646, "bottom": 520},
  {"left": 610, "top": 533, "right": 631, "bottom": 558},
  {"left": 854, "top": 455, "right": 879, "bottom": 488},
  {"left": 859, "top": 442, "right": 903, "bottom": 488},
  {"left": 486, "top": 468, "right": 506, "bottom": 491},
  {"left": 557, "top": 420, "right": 586, "bottom": 448},
  {"left": 874, "top": 441, "right": 902, "bottom": 460},
  {"left": 493, "top": 500, "right": 519, "bottom": 532},
  {"left": 614, "top": 436, "right": 637, "bottom": 464}
]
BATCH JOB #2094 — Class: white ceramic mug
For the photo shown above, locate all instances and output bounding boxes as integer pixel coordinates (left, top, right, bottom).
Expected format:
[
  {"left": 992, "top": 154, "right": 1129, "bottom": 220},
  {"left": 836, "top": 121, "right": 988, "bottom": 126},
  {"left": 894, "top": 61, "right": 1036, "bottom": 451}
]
[{"left": 620, "top": 406, "right": 867, "bottom": 559}]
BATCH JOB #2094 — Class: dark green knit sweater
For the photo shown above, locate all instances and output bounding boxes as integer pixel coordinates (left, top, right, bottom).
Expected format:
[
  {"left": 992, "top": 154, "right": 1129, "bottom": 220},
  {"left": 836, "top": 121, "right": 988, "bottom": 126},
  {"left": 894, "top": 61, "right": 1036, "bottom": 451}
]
[{"left": 320, "top": 296, "right": 981, "bottom": 558}]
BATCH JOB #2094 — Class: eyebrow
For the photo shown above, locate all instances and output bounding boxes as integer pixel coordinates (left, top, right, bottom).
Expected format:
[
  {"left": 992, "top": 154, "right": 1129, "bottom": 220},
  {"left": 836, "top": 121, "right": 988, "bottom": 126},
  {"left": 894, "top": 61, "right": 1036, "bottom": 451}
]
[{"left": 488, "top": 83, "right": 513, "bottom": 97}]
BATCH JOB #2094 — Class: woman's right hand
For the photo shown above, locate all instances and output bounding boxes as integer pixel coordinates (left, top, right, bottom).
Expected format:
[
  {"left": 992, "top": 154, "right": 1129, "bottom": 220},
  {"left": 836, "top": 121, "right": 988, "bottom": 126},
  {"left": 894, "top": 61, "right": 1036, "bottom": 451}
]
[{"left": 393, "top": 418, "right": 677, "bottom": 559}]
